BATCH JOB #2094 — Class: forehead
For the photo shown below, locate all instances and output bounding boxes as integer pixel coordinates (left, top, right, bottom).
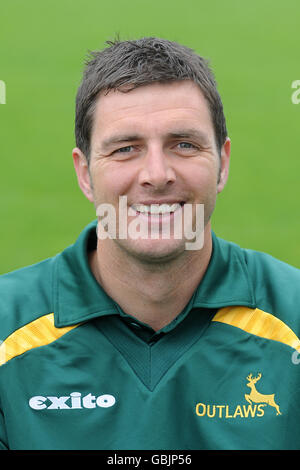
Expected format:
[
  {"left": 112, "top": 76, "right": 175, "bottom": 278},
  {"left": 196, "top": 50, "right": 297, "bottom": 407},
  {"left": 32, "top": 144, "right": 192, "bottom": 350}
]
[{"left": 91, "top": 80, "right": 214, "bottom": 141}]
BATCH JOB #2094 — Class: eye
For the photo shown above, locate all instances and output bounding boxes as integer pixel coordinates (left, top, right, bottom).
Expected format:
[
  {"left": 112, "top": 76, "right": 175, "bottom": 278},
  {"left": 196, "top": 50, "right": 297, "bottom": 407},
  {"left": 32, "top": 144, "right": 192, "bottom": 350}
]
[
  {"left": 114, "top": 145, "right": 134, "bottom": 153},
  {"left": 177, "top": 142, "right": 198, "bottom": 150}
]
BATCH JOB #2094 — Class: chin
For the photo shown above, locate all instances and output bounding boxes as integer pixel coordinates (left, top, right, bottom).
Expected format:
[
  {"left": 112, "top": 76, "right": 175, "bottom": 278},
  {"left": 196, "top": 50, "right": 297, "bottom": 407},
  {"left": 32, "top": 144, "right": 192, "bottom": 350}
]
[{"left": 117, "top": 238, "right": 188, "bottom": 264}]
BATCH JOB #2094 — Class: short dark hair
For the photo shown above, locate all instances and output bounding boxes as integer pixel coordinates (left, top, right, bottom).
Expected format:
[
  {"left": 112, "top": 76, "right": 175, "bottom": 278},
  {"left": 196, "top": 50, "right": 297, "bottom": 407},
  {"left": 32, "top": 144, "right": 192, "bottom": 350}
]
[{"left": 75, "top": 37, "right": 228, "bottom": 162}]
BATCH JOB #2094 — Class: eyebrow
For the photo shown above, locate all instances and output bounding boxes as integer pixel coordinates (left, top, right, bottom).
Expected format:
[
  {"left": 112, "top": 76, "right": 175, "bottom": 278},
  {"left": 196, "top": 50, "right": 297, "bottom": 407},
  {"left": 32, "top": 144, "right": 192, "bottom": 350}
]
[
  {"left": 167, "top": 129, "right": 211, "bottom": 145},
  {"left": 101, "top": 134, "right": 141, "bottom": 150},
  {"left": 100, "top": 128, "right": 211, "bottom": 150}
]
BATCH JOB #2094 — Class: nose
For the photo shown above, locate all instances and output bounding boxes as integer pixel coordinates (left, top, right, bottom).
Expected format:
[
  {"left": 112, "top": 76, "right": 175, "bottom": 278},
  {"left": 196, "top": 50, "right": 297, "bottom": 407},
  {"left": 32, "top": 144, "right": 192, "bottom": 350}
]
[{"left": 138, "top": 144, "right": 176, "bottom": 190}]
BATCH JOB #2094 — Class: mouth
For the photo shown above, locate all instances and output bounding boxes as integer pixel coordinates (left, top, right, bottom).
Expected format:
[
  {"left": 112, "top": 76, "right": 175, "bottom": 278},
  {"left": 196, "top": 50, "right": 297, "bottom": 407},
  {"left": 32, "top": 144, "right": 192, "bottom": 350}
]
[{"left": 130, "top": 201, "right": 185, "bottom": 216}]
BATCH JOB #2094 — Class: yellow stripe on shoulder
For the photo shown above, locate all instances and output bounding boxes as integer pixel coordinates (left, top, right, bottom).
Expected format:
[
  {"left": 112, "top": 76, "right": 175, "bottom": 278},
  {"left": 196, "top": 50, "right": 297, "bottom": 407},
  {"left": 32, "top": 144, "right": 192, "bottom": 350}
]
[
  {"left": 0, "top": 314, "right": 80, "bottom": 366},
  {"left": 212, "top": 306, "right": 300, "bottom": 352}
]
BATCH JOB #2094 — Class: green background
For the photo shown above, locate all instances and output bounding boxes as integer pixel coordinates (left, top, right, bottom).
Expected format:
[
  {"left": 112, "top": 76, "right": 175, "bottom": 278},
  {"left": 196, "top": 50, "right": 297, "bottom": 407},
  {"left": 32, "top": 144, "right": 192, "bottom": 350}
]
[{"left": 1, "top": 0, "right": 299, "bottom": 274}]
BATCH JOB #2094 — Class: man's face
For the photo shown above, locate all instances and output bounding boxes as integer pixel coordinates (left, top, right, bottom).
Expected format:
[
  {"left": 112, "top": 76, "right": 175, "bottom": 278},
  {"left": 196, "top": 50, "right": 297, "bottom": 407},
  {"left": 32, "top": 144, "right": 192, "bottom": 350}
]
[{"left": 73, "top": 80, "right": 230, "bottom": 263}]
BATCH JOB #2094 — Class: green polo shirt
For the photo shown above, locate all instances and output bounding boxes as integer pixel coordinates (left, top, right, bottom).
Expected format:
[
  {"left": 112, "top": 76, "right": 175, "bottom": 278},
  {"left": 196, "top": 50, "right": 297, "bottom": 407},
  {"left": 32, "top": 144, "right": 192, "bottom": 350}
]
[{"left": 1, "top": 220, "right": 300, "bottom": 450}]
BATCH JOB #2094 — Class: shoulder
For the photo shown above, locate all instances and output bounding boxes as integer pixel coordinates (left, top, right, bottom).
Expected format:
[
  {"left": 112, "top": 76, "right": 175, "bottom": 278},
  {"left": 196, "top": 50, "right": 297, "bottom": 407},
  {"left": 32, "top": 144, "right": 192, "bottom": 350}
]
[
  {"left": 234, "top": 241, "right": 300, "bottom": 333},
  {"left": 217, "top": 234, "right": 300, "bottom": 284},
  {"left": 242, "top": 245, "right": 300, "bottom": 299},
  {"left": 0, "top": 257, "right": 56, "bottom": 340}
]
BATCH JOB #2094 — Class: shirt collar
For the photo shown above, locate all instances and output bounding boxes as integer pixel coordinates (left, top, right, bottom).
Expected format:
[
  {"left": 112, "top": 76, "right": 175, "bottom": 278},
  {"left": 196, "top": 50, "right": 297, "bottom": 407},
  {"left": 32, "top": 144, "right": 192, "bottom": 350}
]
[{"left": 53, "top": 220, "right": 255, "bottom": 327}]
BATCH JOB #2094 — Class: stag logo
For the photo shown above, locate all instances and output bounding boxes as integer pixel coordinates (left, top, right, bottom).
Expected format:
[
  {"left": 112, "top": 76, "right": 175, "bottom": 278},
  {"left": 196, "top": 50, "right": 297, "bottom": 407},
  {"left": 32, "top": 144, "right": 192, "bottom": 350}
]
[
  {"left": 245, "top": 373, "right": 281, "bottom": 415},
  {"left": 195, "top": 373, "right": 282, "bottom": 419}
]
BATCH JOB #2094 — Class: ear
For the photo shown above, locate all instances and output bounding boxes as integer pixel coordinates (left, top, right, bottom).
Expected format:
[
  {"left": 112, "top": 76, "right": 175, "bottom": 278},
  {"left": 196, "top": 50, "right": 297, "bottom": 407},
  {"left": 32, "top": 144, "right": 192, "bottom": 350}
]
[
  {"left": 217, "top": 137, "right": 231, "bottom": 194},
  {"left": 72, "top": 147, "right": 94, "bottom": 203}
]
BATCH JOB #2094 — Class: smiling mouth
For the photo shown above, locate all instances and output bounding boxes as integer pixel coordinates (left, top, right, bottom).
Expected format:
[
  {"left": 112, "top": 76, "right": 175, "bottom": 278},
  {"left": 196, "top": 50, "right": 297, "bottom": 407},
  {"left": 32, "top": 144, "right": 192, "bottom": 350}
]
[{"left": 130, "top": 202, "right": 185, "bottom": 216}]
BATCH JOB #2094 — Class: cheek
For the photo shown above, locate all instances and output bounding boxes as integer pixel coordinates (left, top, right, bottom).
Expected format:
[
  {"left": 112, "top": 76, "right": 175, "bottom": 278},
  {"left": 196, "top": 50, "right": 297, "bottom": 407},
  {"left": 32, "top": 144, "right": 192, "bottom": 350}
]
[
  {"left": 186, "top": 164, "right": 219, "bottom": 198},
  {"left": 91, "top": 164, "right": 133, "bottom": 203}
]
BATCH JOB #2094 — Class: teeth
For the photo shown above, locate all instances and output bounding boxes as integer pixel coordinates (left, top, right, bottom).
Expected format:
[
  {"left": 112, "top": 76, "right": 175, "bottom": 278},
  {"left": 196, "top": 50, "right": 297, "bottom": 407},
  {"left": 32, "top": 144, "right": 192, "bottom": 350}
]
[{"left": 132, "top": 203, "right": 181, "bottom": 215}]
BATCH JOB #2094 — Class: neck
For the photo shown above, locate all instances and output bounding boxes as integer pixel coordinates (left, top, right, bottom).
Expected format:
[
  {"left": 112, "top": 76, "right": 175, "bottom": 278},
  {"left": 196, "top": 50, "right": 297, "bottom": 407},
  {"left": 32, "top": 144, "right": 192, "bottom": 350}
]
[{"left": 89, "top": 225, "right": 213, "bottom": 331}]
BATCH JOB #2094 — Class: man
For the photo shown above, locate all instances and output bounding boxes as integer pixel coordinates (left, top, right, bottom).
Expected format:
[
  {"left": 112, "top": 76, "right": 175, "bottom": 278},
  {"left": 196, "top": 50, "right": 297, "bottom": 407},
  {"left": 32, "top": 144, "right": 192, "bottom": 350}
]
[{"left": 1, "top": 37, "right": 300, "bottom": 451}]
